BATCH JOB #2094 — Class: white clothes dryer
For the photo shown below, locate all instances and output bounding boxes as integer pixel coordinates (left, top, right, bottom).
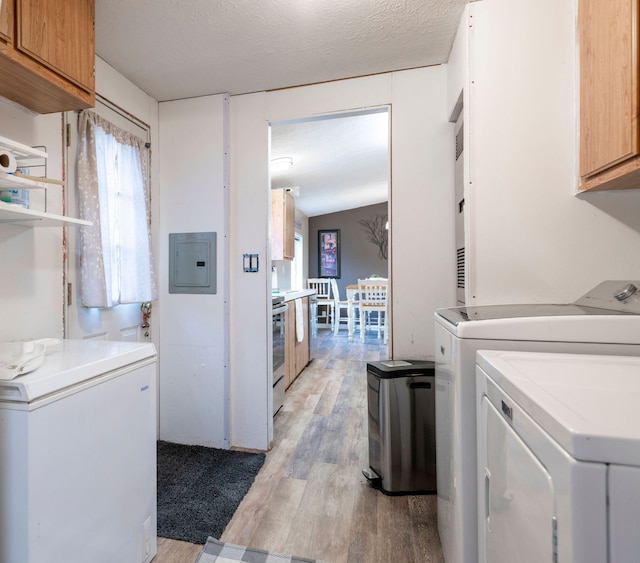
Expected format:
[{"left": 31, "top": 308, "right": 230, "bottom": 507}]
[
  {"left": 476, "top": 350, "right": 640, "bottom": 563},
  {"left": 434, "top": 280, "right": 640, "bottom": 563}
]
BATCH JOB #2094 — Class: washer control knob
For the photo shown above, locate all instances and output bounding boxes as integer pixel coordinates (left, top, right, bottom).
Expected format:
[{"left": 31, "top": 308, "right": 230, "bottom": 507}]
[{"left": 615, "top": 283, "right": 637, "bottom": 302}]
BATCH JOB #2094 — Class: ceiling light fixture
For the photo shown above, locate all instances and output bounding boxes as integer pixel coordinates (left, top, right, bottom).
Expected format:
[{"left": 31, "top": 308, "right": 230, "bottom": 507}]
[{"left": 270, "top": 157, "right": 293, "bottom": 171}]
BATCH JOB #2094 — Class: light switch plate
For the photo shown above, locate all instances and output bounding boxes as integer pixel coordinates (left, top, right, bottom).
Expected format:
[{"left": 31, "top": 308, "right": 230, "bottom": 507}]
[{"left": 243, "top": 253, "right": 259, "bottom": 272}]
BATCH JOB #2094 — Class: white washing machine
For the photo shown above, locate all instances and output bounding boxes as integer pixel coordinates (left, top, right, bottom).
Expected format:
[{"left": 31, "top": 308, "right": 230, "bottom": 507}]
[
  {"left": 434, "top": 280, "right": 640, "bottom": 563},
  {"left": 476, "top": 350, "right": 640, "bottom": 563}
]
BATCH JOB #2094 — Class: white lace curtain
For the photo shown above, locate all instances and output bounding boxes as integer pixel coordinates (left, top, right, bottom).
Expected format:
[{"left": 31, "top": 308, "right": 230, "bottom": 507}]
[{"left": 77, "top": 110, "right": 158, "bottom": 308}]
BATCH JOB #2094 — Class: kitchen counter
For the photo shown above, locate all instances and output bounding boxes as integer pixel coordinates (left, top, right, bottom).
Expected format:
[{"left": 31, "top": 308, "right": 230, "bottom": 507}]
[{"left": 274, "top": 289, "right": 316, "bottom": 302}]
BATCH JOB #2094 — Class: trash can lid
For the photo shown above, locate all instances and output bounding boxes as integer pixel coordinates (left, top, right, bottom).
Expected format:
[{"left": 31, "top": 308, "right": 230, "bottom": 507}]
[{"left": 367, "top": 359, "right": 435, "bottom": 378}]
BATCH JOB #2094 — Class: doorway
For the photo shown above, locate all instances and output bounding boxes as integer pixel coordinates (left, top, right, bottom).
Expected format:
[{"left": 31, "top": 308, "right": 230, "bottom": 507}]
[
  {"left": 64, "top": 98, "right": 153, "bottom": 342},
  {"left": 269, "top": 107, "right": 391, "bottom": 360}
]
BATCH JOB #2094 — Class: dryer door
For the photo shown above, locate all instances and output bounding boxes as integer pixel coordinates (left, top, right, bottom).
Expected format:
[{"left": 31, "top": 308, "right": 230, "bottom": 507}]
[{"left": 479, "top": 396, "right": 554, "bottom": 563}]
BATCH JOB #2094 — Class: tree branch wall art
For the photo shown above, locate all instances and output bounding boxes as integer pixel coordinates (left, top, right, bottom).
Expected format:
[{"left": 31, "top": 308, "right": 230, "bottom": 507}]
[{"left": 358, "top": 213, "right": 388, "bottom": 260}]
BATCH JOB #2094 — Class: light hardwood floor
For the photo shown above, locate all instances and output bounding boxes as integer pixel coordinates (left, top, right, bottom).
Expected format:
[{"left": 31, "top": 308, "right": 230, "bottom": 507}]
[{"left": 154, "top": 326, "right": 444, "bottom": 563}]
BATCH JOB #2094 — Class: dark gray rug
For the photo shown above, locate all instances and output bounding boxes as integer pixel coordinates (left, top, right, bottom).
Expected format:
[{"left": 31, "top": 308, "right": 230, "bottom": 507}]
[{"left": 157, "top": 441, "right": 266, "bottom": 545}]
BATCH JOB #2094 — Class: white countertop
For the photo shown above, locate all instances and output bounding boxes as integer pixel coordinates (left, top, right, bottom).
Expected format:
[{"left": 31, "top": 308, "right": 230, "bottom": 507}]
[
  {"left": 0, "top": 340, "right": 157, "bottom": 404},
  {"left": 274, "top": 289, "right": 316, "bottom": 302}
]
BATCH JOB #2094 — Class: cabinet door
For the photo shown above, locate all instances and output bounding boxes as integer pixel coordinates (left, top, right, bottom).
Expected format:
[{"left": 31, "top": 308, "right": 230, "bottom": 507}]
[
  {"left": 294, "top": 297, "right": 310, "bottom": 374},
  {"left": 0, "top": 0, "right": 13, "bottom": 43},
  {"left": 17, "top": 0, "right": 95, "bottom": 92},
  {"left": 580, "top": 0, "right": 638, "bottom": 178},
  {"left": 284, "top": 306, "right": 296, "bottom": 388},
  {"left": 271, "top": 188, "right": 295, "bottom": 261}
]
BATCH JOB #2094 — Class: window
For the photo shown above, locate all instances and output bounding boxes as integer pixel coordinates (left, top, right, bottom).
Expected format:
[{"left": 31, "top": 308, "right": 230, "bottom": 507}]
[
  {"left": 76, "top": 110, "right": 157, "bottom": 308},
  {"left": 291, "top": 234, "right": 304, "bottom": 289}
]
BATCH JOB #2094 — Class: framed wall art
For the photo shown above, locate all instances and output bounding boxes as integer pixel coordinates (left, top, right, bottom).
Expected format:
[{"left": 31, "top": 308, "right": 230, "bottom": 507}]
[{"left": 318, "top": 229, "right": 340, "bottom": 278}]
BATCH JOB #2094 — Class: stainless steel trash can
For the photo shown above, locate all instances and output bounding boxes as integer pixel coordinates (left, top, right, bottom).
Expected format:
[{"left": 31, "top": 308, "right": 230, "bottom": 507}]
[{"left": 363, "top": 359, "right": 436, "bottom": 495}]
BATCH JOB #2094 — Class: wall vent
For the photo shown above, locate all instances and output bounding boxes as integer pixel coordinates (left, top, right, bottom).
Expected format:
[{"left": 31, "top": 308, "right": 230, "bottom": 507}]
[{"left": 457, "top": 247, "right": 465, "bottom": 289}]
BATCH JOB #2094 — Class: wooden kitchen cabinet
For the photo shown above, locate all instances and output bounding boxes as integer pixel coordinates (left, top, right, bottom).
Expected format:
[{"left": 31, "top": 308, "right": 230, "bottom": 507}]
[
  {"left": 0, "top": 0, "right": 13, "bottom": 44},
  {"left": 285, "top": 304, "right": 296, "bottom": 388},
  {"left": 271, "top": 188, "right": 295, "bottom": 260},
  {"left": 294, "top": 297, "right": 310, "bottom": 376},
  {"left": 0, "top": 0, "right": 95, "bottom": 114},
  {"left": 579, "top": 0, "right": 640, "bottom": 191},
  {"left": 284, "top": 296, "right": 310, "bottom": 389}
]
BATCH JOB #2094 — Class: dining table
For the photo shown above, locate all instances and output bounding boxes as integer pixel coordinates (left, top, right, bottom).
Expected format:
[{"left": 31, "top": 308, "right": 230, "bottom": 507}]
[{"left": 345, "top": 279, "right": 389, "bottom": 341}]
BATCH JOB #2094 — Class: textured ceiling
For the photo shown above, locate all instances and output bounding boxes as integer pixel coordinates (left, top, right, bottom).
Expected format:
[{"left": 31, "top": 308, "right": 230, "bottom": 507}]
[
  {"left": 271, "top": 110, "right": 389, "bottom": 217},
  {"left": 96, "top": 0, "right": 466, "bottom": 100},
  {"left": 95, "top": 0, "right": 466, "bottom": 217}
]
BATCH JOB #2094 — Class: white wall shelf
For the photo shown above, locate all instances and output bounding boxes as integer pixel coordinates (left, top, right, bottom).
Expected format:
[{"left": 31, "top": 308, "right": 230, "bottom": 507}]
[
  {"left": 0, "top": 202, "right": 91, "bottom": 228},
  {"left": 0, "top": 134, "right": 89, "bottom": 228},
  {"left": 0, "top": 172, "right": 47, "bottom": 191},
  {"left": 0, "top": 135, "right": 48, "bottom": 161}
]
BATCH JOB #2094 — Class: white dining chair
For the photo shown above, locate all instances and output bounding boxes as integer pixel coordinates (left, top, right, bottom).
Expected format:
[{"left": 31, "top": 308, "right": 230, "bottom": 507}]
[
  {"left": 330, "top": 278, "right": 352, "bottom": 335},
  {"left": 307, "top": 278, "right": 335, "bottom": 330},
  {"left": 357, "top": 278, "right": 389, "bottom": 343}
]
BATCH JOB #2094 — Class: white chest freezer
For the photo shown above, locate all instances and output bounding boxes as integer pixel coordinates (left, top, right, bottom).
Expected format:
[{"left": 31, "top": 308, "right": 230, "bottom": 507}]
[{"left": 0, "top": 339, "right": 158, "bottom": 563}]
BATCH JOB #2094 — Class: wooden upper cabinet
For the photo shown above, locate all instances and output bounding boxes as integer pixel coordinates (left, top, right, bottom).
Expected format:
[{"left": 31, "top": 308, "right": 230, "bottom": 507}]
[
  {"left": 18, "top": 0, "right": 95, "bottom": 92},
  {"left": 271, "top": 188, "right": 295, "bottom": 261},
  {"left": 579, "top": 0, "right": 640, "bottom": 191},
  {"left": 0, "top": 0, "right": 14, "bottom": 44},
  {"left": 0, "top": 0, "right": 95, "bottom": 114}
]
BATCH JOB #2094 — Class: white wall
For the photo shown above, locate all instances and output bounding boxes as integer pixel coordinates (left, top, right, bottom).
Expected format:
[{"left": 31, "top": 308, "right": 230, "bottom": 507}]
[
  {"left": 446, "top": 4, "right": 468, "bottom": 120},
  {"left": 158, "top": 95, "right": 230, "bottom": 448},
  {"left": 456, "top": 0, "right": 640, "bottom": 305},
  {"left": 229, "top": 67, "right": 455, "bottom": 449},
  {"left": 229, "top": 91, "right": 272, "bottom": 450},
  {"left": 95, "top": 58, "right": 158, "bottom": 131},
  {"left": 390, "top": 67, "right": 455, "bottom": 357},
  {"left": 0, "top": 104, "right": 65, "bottom": 342}
]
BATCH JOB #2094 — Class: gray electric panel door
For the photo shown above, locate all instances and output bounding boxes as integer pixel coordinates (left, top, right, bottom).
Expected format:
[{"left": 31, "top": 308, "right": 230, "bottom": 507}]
[{"left": 169, "top": 232, "right": 217, "bottom": 294}]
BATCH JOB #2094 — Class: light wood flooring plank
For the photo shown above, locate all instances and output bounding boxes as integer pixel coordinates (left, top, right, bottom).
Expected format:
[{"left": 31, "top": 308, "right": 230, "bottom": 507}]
[
  {"left": 345, "top": 475, "right": 383, "bottom": 563},
  {"left": 243, "top": 476, "right": 307, "bottom": 552},
  {"left": 282, "top": 462, "right": 361, "bottom": 563},
  {"left": 313, "top": 377, "right": 342, "bottom": 416},
  {"left": 375, "top": 495, "right": 421, "bottom": 563},
  {"left": 154, "top": 538, "right": 203, "bottom": 563},
  {"left": 408, "top": 495, "right": 444, "bottom": 563}
]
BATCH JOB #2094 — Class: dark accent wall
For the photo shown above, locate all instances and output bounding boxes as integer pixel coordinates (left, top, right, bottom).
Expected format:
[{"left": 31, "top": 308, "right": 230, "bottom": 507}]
[{"left": 309, "top": 202, "right": 388, "bottom": 298}]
